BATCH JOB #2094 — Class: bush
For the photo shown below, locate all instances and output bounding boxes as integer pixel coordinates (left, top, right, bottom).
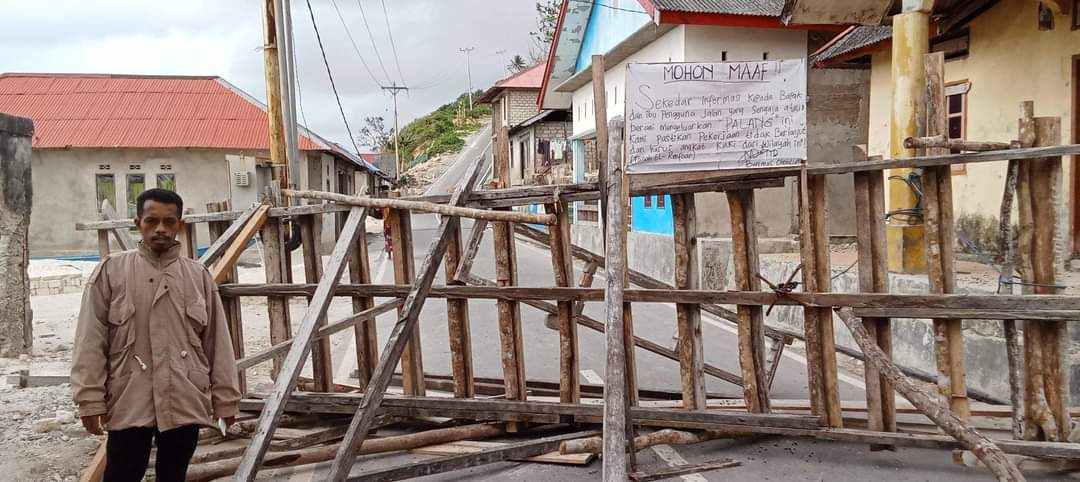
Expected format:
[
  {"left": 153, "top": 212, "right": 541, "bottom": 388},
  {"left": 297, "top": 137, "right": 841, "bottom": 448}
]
[{"left": 955, "top": 212, "right": 1018, "bottom": 261}]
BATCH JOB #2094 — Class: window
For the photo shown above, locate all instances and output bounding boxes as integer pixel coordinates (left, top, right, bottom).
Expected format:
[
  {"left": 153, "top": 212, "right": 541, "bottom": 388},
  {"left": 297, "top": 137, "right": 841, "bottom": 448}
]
[
  {"left": 656, "top": 195, "right": 666, "bottom": 209},
  {"left": 762, "top": 52, "right": 769, "bottom": 60},
  {"left": 126, "top": 174, "right": 145, "bottom": 218},
  {"left": 644, "top": 195, "right": 652, "bottom": 208},
  {"left": 721, "top": 51, "right": 728, "bottom": 61},
  {"left": 946, "top": 81, "right": 969, "bottom": 173},
  {"left": 95, "top": 174, "right": 115, "bottom": 213},
  {"left": 156, "top": 173, "right": 176, "bottom": 191}
]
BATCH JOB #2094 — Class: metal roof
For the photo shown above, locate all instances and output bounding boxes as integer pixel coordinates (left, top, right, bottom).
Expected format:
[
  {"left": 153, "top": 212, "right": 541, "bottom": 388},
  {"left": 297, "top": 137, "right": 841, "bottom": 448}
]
[
  {"left": 650, "top": 0, "right": 785, "bottom": 16},
  {"left": 811, "top": 26, "right": 891, "bottom": 65},
  {"left": 477, "top": 63, "right": 545, "bottom": 104}
]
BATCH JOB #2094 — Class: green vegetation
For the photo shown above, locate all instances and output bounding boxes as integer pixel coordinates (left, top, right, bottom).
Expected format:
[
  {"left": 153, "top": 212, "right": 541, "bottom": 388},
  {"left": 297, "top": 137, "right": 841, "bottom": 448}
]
[{"left": 395, "top": 91, "right": 490, "bottom": 169}]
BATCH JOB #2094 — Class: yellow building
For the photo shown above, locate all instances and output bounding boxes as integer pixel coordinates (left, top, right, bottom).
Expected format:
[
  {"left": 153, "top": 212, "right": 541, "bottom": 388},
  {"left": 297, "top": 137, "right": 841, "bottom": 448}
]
[{"left": 814, "top": 0, "right": 1079, "bottom": 262}]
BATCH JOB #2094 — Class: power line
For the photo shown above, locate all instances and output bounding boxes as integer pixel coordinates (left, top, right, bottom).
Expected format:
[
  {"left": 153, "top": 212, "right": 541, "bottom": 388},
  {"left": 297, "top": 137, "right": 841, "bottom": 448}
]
[
  {"left": 328, "top": 0, "right": 386, "bottom": 88},
  {"left": 567, "top": 0, "right": 648, "bottom": 15},
  {"left": 355, "top": 0, "right": 394, "bottom": 86},
  {"left": 380, "top": 0, "right": 407, "bottom": 87},
  {"left": 304, "top": 0, "right": 362, "bottom": 155}
]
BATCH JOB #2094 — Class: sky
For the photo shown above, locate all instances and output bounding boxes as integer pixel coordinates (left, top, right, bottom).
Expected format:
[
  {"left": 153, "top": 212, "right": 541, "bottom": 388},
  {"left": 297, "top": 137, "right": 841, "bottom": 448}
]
[{"left": 0, "top": 0, "right": 541, "bottom": 151}]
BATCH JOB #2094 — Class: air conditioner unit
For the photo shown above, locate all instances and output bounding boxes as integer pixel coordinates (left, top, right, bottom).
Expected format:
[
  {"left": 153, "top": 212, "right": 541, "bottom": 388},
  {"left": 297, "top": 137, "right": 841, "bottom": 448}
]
[{"left": 233, "top": 171, "right": 251, "bottom": 187}]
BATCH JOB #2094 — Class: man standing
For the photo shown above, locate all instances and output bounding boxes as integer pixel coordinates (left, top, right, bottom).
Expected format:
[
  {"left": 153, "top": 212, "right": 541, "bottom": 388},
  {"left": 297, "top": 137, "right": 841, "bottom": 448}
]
[{"left": 71, "top": 188, "right": 241, "bottom": 482}]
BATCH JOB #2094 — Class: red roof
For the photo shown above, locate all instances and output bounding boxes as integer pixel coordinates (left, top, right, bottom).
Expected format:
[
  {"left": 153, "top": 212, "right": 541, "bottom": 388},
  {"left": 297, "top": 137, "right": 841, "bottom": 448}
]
[
  {"left": 476, "top": 63, "right": 545, "bottom": 104},
  {"left": 0, "top": 73, "right": 332, "bottom": 151}
]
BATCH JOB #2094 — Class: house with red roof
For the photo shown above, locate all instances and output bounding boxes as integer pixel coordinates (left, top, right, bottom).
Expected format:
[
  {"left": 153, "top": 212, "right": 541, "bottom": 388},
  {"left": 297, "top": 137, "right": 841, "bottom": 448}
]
[
  {"left": 476, "top": 62, "right": 572, "bottom": 186},
  {"left": 0, "top": 72, "right": 390, "bottom": 255}
]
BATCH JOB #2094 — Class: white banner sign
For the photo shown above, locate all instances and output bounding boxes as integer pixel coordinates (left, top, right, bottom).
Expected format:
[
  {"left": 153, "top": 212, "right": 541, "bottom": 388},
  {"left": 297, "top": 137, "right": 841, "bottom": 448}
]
[{"left": 625, "top": 59, "right": 807, "bottom": 173}]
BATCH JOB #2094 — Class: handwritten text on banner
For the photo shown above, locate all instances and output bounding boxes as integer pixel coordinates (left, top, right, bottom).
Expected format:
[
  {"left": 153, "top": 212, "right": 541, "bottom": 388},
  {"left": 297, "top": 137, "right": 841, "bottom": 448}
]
[{"left": 625, "top": 59, "right": 807, "bottom": 173}]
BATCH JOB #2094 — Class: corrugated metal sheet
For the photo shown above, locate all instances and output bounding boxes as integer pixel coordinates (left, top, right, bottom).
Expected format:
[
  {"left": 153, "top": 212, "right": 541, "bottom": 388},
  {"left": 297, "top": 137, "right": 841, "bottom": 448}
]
[
  {"left": 651, "top": 0, "right": 785, "bottom": 16},
  {"left": 0, "top": 73, "right": 325, "bottom": 151},
  {"left": 811, "top": 26, "right": 891, "bottom": 64}
]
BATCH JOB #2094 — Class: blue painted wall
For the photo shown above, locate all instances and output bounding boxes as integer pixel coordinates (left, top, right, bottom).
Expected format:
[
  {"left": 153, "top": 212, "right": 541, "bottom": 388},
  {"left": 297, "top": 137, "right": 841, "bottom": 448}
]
[
  {"left": 574, "top": 0, "right": 650, "bottom": 73},
  {"left": 631, "top": 195, "right": 673, "bottom": 235}
]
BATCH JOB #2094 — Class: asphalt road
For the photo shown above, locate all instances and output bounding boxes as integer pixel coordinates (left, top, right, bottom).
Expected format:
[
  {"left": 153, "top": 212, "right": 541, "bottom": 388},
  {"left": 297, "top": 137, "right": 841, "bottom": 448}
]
[{"left": 263, "top": 137, "right": 1050, "bottom": 481}]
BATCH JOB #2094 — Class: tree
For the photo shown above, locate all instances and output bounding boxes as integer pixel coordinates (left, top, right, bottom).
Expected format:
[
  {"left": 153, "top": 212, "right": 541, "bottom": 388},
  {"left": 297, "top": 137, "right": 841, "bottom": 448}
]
[
  {"left": 529, "top": 0, "right": 559, "bottom": 62},
  {"left": 506, "top": 54, "right": 528, "bottom": 73},
  {"left": 357, "top": 116, "right": 392, "bottom": 151}
]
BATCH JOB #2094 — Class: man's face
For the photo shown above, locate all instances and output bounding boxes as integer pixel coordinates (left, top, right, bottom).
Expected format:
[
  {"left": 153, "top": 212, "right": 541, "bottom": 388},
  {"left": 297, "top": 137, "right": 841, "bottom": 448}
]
[{"left": 134, "top": 199, "right": 182, "bottom": 253}]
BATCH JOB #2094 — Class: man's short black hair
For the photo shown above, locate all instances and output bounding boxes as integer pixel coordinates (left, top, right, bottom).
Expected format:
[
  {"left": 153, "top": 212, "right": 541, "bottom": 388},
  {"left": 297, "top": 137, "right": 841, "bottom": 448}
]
[{"left": 136, "top": 188, "right": 184, "bottom": 218}]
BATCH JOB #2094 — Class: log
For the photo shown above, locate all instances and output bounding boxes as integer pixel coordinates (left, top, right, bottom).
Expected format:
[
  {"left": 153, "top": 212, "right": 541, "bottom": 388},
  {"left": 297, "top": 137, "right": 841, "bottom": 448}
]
[
  {"left": 386, "top": 202, "right": 425, "bottom": 396},
  {"left": 561, "top": 428, "right": 727, "bottom": 455},
  {"left": 299, "top": 214, "right": 333, "bottom": 392},
  {"left": 445, "top": 217, "right": 474, "bottom": 398},
  {"left": 903, "top": 135, "right": 1012, "bottom": 152},
  {"left": 260, "top": 213, "right": 292, "bottom": 379},
  {"left": 547, "top": 201, "right": 579, "bottom": 414},
  {"left": 285, "top": 189, "right": 556, "bottom": 225},
  {"left": 835, "top": 308, "right": 1025, "bottom": 481},
  {"left": 451, "top": 219, "right": 487, "bottom": 283},
  {"left": 728, "top": 189, "right": 770, "bottom": 413},
  {"left": 491, "top": 190, "right": 527, "bottom": 423},
  {"left": 672, "top": 193, "right": 705, "bottom": 410},
  {"left": 187, "top": 423, "right": 507, "bottom": 482}
]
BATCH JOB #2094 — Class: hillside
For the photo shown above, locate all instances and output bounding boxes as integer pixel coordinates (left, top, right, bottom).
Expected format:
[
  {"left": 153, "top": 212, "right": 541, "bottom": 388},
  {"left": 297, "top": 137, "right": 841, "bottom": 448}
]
[{"left": 395, "top": 91, "right": 490, "bottom": 177}]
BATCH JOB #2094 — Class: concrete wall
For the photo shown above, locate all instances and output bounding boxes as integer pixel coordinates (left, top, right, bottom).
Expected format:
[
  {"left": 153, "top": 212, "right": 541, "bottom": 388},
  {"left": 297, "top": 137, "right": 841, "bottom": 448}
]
[{"left": 866, "top": 0, "right": 1078, "bottom": 251}]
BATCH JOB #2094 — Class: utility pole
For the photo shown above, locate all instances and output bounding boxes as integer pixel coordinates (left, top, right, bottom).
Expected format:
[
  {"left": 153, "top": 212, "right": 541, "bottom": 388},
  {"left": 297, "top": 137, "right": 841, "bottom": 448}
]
[
  {"left": 459, "top": 47, "right": 476, "bottom": 112},
  {"left": 262, "top": 0, "right": 289, "bottom": 190},
  {"left": 382, "top": 84, "right": 409, "bottom": 180}
]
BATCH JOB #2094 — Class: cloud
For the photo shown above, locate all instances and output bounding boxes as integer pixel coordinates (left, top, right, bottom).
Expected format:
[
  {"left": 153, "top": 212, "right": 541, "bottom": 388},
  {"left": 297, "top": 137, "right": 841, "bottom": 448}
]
[{"left": 0, "top": 0, "right": 540, "bottom": 149}]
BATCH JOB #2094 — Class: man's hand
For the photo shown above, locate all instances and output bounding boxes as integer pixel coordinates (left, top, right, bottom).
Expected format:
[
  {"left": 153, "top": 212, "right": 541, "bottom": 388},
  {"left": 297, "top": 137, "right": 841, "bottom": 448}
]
[
  {"left": 223, "top": 416, "right": 235, "bottom": 428},
  {"left": 81, "top": 415, "right": 105, "bottom": 435}
]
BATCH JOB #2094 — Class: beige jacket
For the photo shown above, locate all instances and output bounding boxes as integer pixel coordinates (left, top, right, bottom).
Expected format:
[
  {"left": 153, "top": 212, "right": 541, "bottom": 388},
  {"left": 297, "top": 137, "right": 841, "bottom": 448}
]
[{"left": 71, "top": 241, "right": 241, "bottom": 431}]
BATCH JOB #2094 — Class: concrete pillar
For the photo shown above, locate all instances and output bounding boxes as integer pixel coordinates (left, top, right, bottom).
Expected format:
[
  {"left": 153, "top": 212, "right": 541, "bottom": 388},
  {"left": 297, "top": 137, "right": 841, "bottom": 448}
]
[
  {"left": 886, "top": 0, "right": 933, "bottom": 274},
  {"left": 0, "top": 114, "right": 34, "bottom": 357}
]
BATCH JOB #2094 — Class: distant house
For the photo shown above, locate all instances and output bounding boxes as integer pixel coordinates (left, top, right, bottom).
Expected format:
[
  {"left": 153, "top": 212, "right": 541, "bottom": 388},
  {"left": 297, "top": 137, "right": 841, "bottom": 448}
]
[
  {"left": 814, "top": 0, "right": 1080, "bottom": 259},
  {"left": 0, "top": 73, "right": 391, "bottom": 255},
  {"left": 538, "top": 0, "right": 867, "bottom": 239},
  {"left": 477, "top": 63, "right": 573, "bottom": 186}
]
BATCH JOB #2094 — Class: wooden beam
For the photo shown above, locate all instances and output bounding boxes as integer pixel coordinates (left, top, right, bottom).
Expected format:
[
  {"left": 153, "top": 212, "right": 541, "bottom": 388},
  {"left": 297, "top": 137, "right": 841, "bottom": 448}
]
[
  {"left": 672, "top": 193, "right": 705, "bottom": 411},
  {"left": 345, "top": 210, "right": 377, "bottom": 390},
  {"left": 492, "top": 196, "right": 527, "bottom": 421},
  {"left": 451, "top": 219, "right": 487, "bottom": 284},
  {"left": 602, "top": 116, "right": 634, "bottom": 480},
  {"left": 209, "top": 204, "right": 270, "bottom": 284},
  {"left": 344, "top": 430, "right": 600, "bottom": 482},
  {"left": 547, "top": 201, "right": 579, "bottom": 415},
  {"left": 260, "top": 213, "right": 292, "bottom": 379},
  {"left": 445, "top": 216, "right": 474, "bottom": 398},
  {"left": 386, "top": 200, "right": 425, "bottom": 397},
  {"left": 299, "top": 214, "right": 334, "bottom": 392},
  {"left": 728, "top": 189, "right": 769, "bottom": 413},
  {"left": 629, "top": 459, "right": 741, "bottom": 481},
  {"left": 232, "top": 206, "right": 367, "bottom": 481},
  {"left": 325, "top": 155, "right": 486, "bottom": 481},
  {"left": 903, "top": 135, "right": 1012, "bottom": 152},
  {"left": 835, "top": 309, "right": 1025, "bottom": 480},
  {"left": 285, "top": 189, "right": 556, "bottom": 225},
  {"left": 99, "top": 200, "right": 135, "bottom": 250},
  {"left": 198, "top": 204, "right": 260, "bottom": 266},
  {"left": 207, "top": 201, "right": 246, "bottom": 393}
]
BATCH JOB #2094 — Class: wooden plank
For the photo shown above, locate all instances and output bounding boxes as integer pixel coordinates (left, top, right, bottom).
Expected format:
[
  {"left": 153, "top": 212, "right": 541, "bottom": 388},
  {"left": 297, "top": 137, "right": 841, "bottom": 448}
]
[
  {"left": 798, "top": 171, "right": 827, "bottom": 425},
  {"left": 178, "top": 218, "right": 197, "bottom": 259},
  {"left": 207, "top": 201, "right": 246, "bottom": 393},
  {"left": 260, "top": 214, "right": 292, "bottom": 379},
  {"left": 299, "top": 214, "right": 334, "bottom": 392},
  {"left": 209, "top": 204, "right": 270, "bottom": 284},
  {"left": 286, "top": 189, "right": 557, "bottom": 225},
  {"left": 672, "top": 193, "right": 705, "bottom": 411},
  {"left": 411, "top": 440, "right": 595, "bottom": 465},
  {"left": 852, "top": 308, "right": 1080, "bottom": 321},
  {"left": 728, "top": 189, "right": 769, "bottom": 413},
  {"left": 237, "top": 300, "right": 401, "bottom": 370},
  {"left": 99, "top": 200, "right": 134, "bottom": 250},
  {"left": 325, "top": 155, "right": 486, "bottom": 481},
  {"left": 232, "top": 206, "right": 368, "bottom": 481},
  {"left": 346, "top": 210, "right": 377, "bottom": 390},
  {"left": 547, "top": 201, "right": 579, "bottom": 414},
  {"left": 451, "top": 219, "right": 487, "bottom": 284},
  {"left": 96, "top": 230, "right": 110, "bottom": 259},
  {"left": 574, "top": 261, "right": 600, "bottom": 317},
  {"left": 629, "top": 459, "right": 740, "bottom": 481},
  {"left": 386, "top": 202, "right": 425, "bottom": 397},
  {"left": 854, "top": 169, "right": 888, "bottom": 440},
  {"left": 199, "top": 205, "right": 260, "bottom": 266},
  {"left": 445, "top": 216, "right": 474, "bottom": 398},
  {"left": 811, "top": 174, "right": 841, "bottom": 427},
  {"left": 79, "top": 437, "right": 107, "bottom": 482},
  {"left": 345, "top": 430, "right": 600, "bottom": 481}
]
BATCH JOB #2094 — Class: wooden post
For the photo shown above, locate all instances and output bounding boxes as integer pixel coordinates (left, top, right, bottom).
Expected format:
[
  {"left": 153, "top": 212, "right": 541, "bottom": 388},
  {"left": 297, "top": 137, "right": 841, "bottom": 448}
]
[
  {"left": 386, "top": 200, "right": 425, "bottom": 396},
  {"left": 728, "top": 189, "right": 770, "bottom": 413},
  {"left": 602, "top": 117, "right": 634, "bottom": 480},
  {"left": 1018, "top": 115, "right": 1068, "bottom": 442},
  {"left": 672, "top": 193, "right": 705, "bottom": 411},
  {"left": 854, "top": 162, "right": 896, "bottom": 442},
  {"left": 261, "top": 213, "right": 292, "bottom": 379},
  {"left": 233, "top": 207, "right": 367, "bottom": 481},
  {"left": 178, "top": 215, "right": 197, "bottom": 259},
  {"left": 547, "top": 201, "right": 579, "bottom": 414},
  {"left": 299, "top": 214, "right": 333, "bottom": 392},
  {"left": 326, "top": 156, "right": 486, "bottom": 482},
  {"left": 798, "top": 172, "right": 841, "bottom": 427},
  {"left": 445, "top": 217, "right": 475, "bottom": 398},
  {"left": 922, "top": 52, "right": 969, "bottom": 424},
  {"left": 593, "top": 54, "right": 610, "bottom": 242},
  {"left": 492, "top": 123, "right": 526, "bottom": 416},
  {"left": 96, "top": 231, "right": 110, "bottom": 259},
  {"left": 345, "top": 210, "right": 377, "bottom": 390},
  {"left": 207, "top": 201, "right": 246, "bottom": 394}
]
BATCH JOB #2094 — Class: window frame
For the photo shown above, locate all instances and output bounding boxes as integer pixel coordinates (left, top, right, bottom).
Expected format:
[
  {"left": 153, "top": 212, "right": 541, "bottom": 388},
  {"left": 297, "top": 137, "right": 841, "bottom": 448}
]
[
  {"left": 95, "top": 173, "right": 116, "bottom": 213},
  {"left": 945, "top": 80, "right": 970, "bottom": 174}
]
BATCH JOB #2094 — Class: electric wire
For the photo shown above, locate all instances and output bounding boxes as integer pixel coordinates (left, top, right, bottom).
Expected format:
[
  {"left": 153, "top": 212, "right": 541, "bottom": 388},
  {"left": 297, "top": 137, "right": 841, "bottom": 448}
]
[
  {"left": 305, "top": 0, "right": 362, "bottom": 155},
  {"left": 355, "top": 0, "right": 394, "bottom": 86},
  {"left": 380, "top": 0, "right": 407, "bottom": 87},
  {"left": 567, "top": 0, "right": 648, "bottom": 15},
  {"left": 328, "top": 0, "right": 386, "bottom": 88}
]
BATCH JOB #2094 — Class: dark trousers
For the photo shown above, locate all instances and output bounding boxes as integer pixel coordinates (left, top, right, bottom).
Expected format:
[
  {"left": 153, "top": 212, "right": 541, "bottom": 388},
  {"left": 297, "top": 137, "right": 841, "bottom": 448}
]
[{"left": 104, "top": 425, "right": 200, "bottom": 482}]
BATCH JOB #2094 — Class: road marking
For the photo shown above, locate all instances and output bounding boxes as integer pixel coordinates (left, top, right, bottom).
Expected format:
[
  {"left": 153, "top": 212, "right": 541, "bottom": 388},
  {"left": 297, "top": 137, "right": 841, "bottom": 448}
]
[
  {"left": 650, "top": 444, "right": 707, "bottom": 482},
  {"left": 699, "top": 311, "right": 866, "bottom": 390},
  {"left": 581, "top": 369, "right": 604, "bottom": 385}
]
